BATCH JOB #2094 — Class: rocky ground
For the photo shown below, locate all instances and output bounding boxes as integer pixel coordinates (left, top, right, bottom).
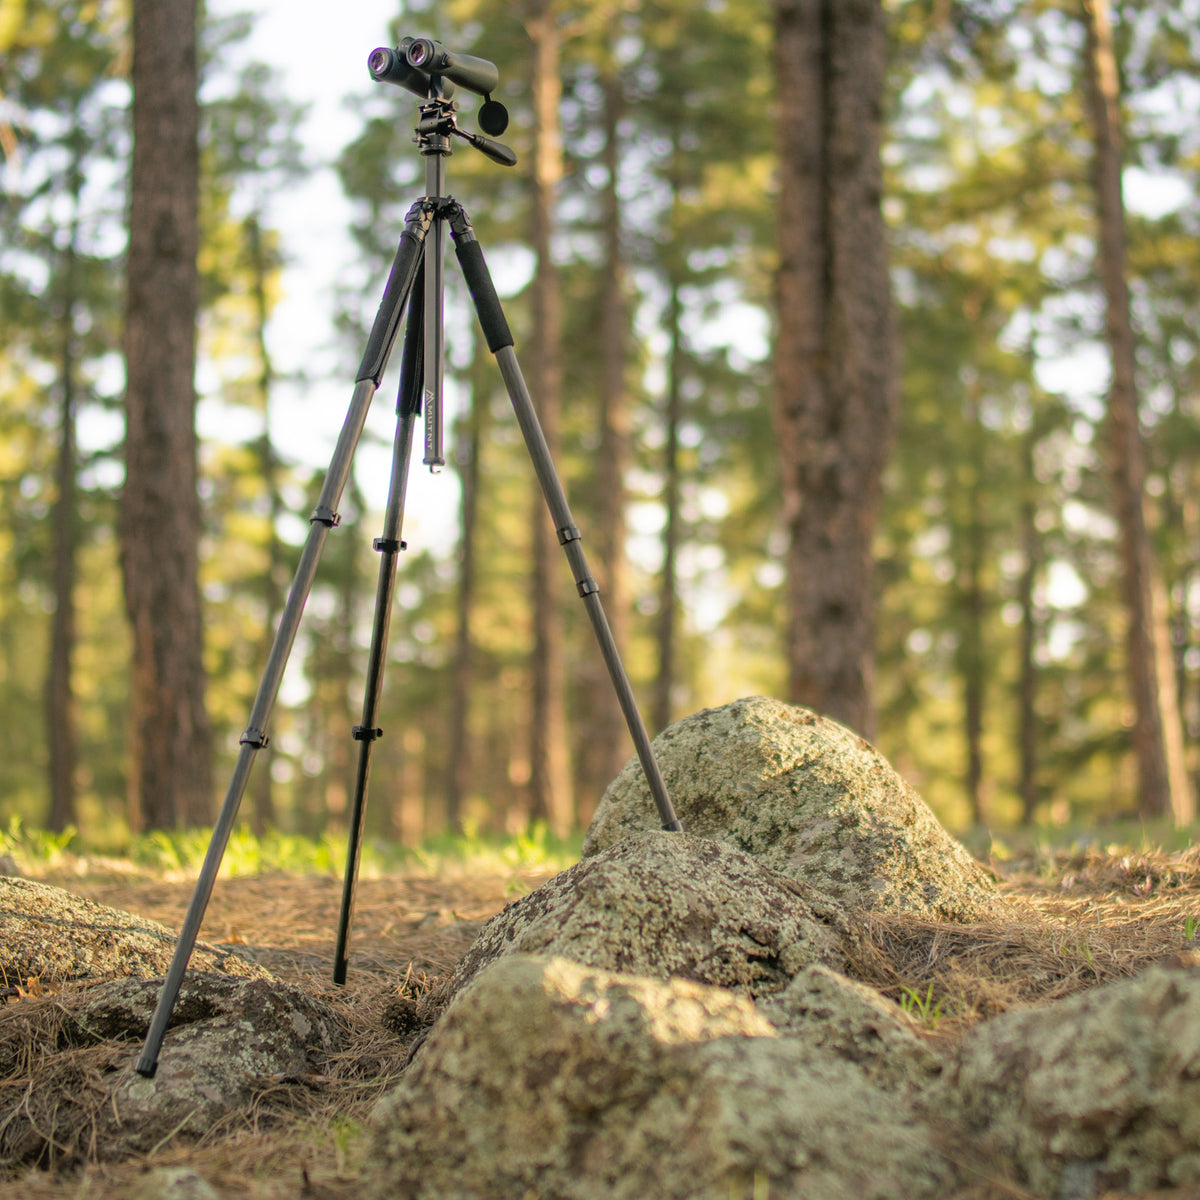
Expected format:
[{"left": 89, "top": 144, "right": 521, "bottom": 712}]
[{"left": 4, "top": 698, "right": 1200, "bottom": 1200}]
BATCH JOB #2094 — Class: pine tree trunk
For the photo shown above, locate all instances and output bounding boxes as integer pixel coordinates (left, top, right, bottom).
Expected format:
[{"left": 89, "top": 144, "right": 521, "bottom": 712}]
[
  {"left": 247, "top": 214, "right": 280, "bottom": 834},
  {"left": 445, "top": 341, "right": 487, "bottom": 832},
  {"left": 120, "top": 0, "right": 212, "bottom": 830},
  {"left": 959, "top": 385, "right": 987, "bottom": 825},
  {"left": 772, "top": 0, "right": 898, "bottom": 738},
  {"left": 525, "top": 0, "right": 573, "bottom": 835},
  {"left": 47, "top": 215, "right": 79, "bottom": 834},
  {"left": 1082, "top": 0, "right": 1193, "bottom": 823},
  {"left": 579, "top": 70, "right": 632, "bottom": 809},
  {"left": 654, "top": 280, "right": 684, "bottom": 737},
  {"left": 1018, "top": 423, "right": 1041, "bottom": 825}
]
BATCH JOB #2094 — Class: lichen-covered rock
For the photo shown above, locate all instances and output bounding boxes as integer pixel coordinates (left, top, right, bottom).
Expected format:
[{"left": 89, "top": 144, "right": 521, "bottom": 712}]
[
  {"left": 584, "top": 696, "right": 1000, "bottom": 922},
  {"left": 0, "top": 972, "right": 345, "bottom": 1164},
  {"left": 943, "top": 965, "right": 1200, "bottom": 1197},
  {"left": 366, "top": 955, "right": 957, "bottom": 1200},
  {"left": 0, "top": 876, "right": 268, "bottom": 985},
  {"left": 130, "top": 1168, "right": 221, "bottom": 1200},
  {"left": 757, "top": 963, "right": 942, "bottom": 1091},
  {"left": 446, "top": 831, "right": 848, "bottom": 1003}
]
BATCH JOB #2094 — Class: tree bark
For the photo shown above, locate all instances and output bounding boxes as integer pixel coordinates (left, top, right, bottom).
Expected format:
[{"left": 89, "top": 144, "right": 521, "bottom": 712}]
[
  {"left": 120, "top": 0, "right": 212, "bottom": 830},
  {"left": 958, "top": 381, "right": 987, "bottom": 825},
  {"left": 247, "top": 214, "right": 281, "bottom": 835},
  {"left": 1017, "top": 422, "right": 1041, "bottom": 826},
  {"left": 525, "top": 0, "right": 573, "bottom": 835},
  {"left": 47, "top": 189, "right": 80, "bottom": 834},
  {"left": 654, "top": 279, "right": 684, "bottom": 737},
  {"left": 445, "top": 340, "right": 487, "bottom": 832},
  {"left": 1082, "top": 0, "right": 1193, "bottom": 823},
  {"left": 579, "top": 70, "right": 633, "bottom": 809},
  {"left": 772, "top": 0, "right": 898, "bottom": 738}
]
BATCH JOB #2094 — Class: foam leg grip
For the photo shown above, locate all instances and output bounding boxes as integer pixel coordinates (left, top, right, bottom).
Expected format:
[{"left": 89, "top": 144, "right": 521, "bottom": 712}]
[{"left": 456, "top": 239, "right": 513, "bottom": 352}]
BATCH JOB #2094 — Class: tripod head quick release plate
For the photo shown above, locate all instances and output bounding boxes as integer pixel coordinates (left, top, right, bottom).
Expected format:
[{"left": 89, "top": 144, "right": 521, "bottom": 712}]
[{"left": 369, "top": 36, "right": 512, "bottom": 147}]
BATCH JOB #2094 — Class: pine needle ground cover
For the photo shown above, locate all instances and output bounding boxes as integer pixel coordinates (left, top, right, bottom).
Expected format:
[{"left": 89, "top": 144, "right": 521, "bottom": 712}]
[{"left": 3, "top": 827, "right": 1200, "bottom": 1199}]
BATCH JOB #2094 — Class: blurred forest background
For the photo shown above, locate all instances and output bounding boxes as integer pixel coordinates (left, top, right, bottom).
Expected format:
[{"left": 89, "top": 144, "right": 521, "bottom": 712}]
[{"left": 2, "top": 0, "right": 1199, "bottom": 851}]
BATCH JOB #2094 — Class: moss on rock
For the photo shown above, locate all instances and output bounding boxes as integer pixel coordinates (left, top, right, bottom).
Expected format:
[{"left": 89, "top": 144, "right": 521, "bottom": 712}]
[
  {"left": 943, "top": 964, "right": 1200, "bottom": 1197},
  {"left": 0, "top": 876, "right": 268, "bottom": 986},
  {"left": 367, "top": 955, "right": 957, "bottom": 1200},
  {"left": 584, "top": 696, "right": 1001, "bottom": 922},
  {"left": 446, "top": 831, "right": 849, "bottom": 1003}
]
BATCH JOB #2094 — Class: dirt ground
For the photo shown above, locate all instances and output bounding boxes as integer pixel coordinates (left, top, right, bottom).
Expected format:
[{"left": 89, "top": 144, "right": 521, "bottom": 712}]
[{"left": 5, "top": 843, "right": 1200, "bottom": 1199}]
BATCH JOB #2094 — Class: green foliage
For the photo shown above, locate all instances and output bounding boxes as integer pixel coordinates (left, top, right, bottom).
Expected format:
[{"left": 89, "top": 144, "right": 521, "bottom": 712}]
[
  {"left": 898, "top": 982, "right": 950, "bottom": 1029},
  {"left": 0, "top": 815, "right": 78, "bottom": 871},
  {"left": 3, "top": 817, "right": 580, "bottom": 880},
  {"left": 2, "top": 0, "right": 1200, "bottom": 842}
]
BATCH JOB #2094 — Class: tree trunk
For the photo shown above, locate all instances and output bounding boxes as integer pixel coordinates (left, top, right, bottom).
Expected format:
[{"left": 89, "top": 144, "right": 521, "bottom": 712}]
[
  {"left": 445, "top": 339, "right": 487, "bottom": 832},
  {"left": 772, "top": 0, "right": 898, "bottom": 738},
  {"left": 46, "top": 189, "right": 81, "bottom": 834},
  {"left": 654, "top": 279, "right": 684, "bottom": 737},
  {"left": 1082, "top": 0, "right": 1193, "bottom": 823},
  {"left": 524, "top": 0, "right": 573, "bottom": 835},
  {"left": 958, "top": 383, "right": 987, "bottom": 825},
  {"left": 1017, "top": 422, "right": 1041, "bottom": 826},
  {"left": 247, "top": 214, "right": 281, "bottom": 834},
  {"left": 120, "top": 0, "right": 212, "bottom": 830},
  {"left": 578, "top": 70, "right": 632, "bottom": 810}
]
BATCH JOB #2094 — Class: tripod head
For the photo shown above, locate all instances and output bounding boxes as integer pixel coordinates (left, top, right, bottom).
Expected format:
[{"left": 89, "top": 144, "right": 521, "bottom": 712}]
[{"left": 369, "top": 37, "right": 515, "bottom": 167}]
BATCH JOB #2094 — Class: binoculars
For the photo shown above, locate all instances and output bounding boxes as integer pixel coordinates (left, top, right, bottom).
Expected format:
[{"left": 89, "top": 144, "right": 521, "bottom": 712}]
[
  {"left": 369, "top": 37, "right": 509, "bottom": 137},
  {"left": 369, "top": 37, "right": 496, "bottom": 100}
]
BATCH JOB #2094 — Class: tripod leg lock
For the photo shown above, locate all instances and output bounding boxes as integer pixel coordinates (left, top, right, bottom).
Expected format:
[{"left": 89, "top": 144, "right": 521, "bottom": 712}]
[
  {"left": 557, "top": 524, "right": 581, "bottom": 545},
  {"left": 577, "top": 578, "right": 600, "bottom": 598},
  {"left": 239, "top": 727, "right": 270, "bottom": 749},
  {"left": 310, "top": 505, "right": 341, "bottom": 528},
  {"left": 373, "top": 538, "right": 406, "bottom": 553},
  {"left": 353, "top": 726, "right": 383, "bottom": 742}
]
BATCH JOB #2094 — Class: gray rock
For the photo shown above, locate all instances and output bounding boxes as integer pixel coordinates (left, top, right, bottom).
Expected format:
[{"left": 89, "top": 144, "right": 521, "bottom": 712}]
[
  {"left": 129, "top": 1168, "right": 221, "bottom": 1200},
  {"left": 365, "top": 955, "right": 957, "bottom": 1200},
  {"left": 446, "top": 831, "right": 849, "bottom": 1004},
  {"left": 757, "top": 962, "right": 943, "bottom": 1091},
  {"left": 0, "top": 876, "right": 269, "bottom": 985},
  {"left": 0, "top": 972, "right": 345, "bottom": 1164},
  {"left": 943, "top": 964, "right": 1200, "bottom": 1197},
  {"left": 584, "top": 696, "right": 1001, "bottom": 922}
]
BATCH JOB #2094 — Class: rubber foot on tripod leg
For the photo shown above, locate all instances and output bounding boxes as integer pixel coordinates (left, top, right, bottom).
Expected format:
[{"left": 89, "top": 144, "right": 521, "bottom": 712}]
[{"left": 663, "top": 819, "right": 684, "bottom": 833}]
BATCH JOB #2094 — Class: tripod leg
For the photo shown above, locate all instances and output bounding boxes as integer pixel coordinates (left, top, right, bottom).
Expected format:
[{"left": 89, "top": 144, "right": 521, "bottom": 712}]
[
  {"left": 333, "top": 269, "right": 425, "bottom": 986},
  {"left": 135, "top": 203, "right": 434, "bottom": 1078},
  {"left": 447, "top": 204, "right": 683, "bottom": 833}
]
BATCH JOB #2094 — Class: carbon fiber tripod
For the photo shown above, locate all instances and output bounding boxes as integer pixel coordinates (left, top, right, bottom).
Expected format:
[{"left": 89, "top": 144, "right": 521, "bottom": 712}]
[{"left": 135, "top": 38, "right": 681, "bottom": 1077}]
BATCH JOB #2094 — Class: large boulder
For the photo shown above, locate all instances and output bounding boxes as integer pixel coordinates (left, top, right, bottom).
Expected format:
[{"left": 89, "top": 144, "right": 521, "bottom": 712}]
[
  {"left": 943, "top": 964, "right": 1200, "bottom": 1198},
  {"left": 0, "top": 876, "right": 268, "bottom": 986},
  {"left": 366, "top": 955, "right": 957, "bottom": 1200},
  {"left": 0, "top": 972, "right": 344, "bottom": 1164},
  {"left": 446, "top": 831, "right": 849, "bottom": 1003},
  {"left": 757, "top": 962, "right": 942, "bottom": 1092},
  {"left": 584, "top": 696, "right": 1000, "bottom": 922}
]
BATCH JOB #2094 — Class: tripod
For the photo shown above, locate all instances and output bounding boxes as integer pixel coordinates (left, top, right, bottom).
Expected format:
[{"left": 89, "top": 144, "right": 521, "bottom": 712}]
[{"left": 135, "top": 42, "right": 682, "bottom": 1077}]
